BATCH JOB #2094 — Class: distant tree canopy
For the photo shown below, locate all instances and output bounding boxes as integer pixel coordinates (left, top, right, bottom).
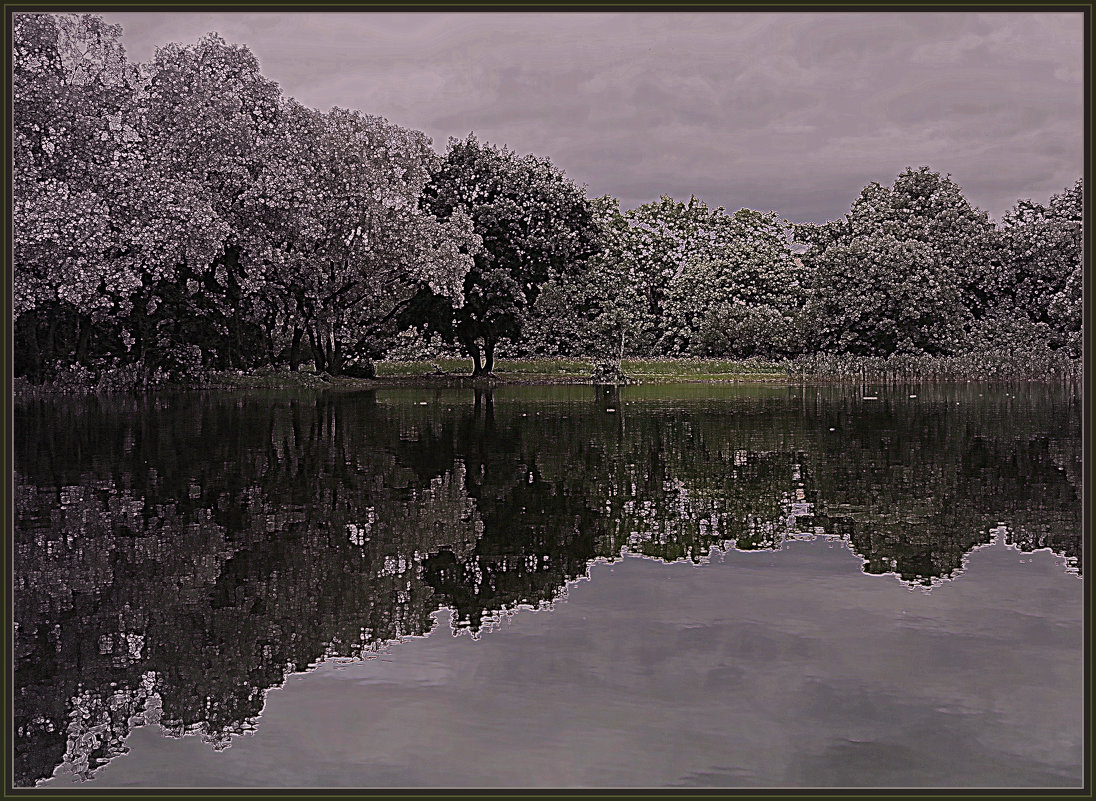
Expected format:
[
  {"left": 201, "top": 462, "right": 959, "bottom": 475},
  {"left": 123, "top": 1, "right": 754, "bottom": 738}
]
[
  {"left": 522, "top": 195, "right": 656, "bottom": 360},
  {"left": 525, "top": 197, "right": 805, "bottom": 360},
  {"left": 11, "top": 13, "right": 1083, "bottom": 382},
  {"left": 992, "top": 181, "right": 1083, "bottom": 357},
  {"left": 794, "top": 169, "right": 987, "bottom": 357},
  {"left": 661, "top": 208, "right": 805, "bottom": 357}
]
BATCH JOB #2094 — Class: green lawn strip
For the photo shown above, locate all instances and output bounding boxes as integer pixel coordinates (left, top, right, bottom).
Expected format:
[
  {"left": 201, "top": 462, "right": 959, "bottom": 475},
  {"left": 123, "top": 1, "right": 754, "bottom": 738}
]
[
  {"left": 376, "top": 358, "right": 789, "bottom": 382},
  {"left": 14, "top": 360, "right": 793, "bottom": 397}
]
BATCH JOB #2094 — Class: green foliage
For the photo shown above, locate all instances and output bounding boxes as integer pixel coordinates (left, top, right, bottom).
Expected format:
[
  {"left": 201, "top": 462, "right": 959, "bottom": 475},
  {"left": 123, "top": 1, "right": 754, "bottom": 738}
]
[
  {"left": 524, "top": 196, "right": 656, "bottom": 358},
  {"left": 13, "top": 13, "right": 134, "bottom": 303},
  {"left": 10, "top": 16, "right": 1082, "bottom": 385},
  {"left": 802, "top": 234, "right": 967, "bottom": 356},
  {"left": 624, "top": 195, "right": 771, "bottom": 350},
  {"left": 793, "top": 170, "right": 1080, "bottom": 366},
  {"left": 13, "top": 13, "right": 476, "bottom": 382},
  {"left": 661, "top": 209, "right": 803, "bottom": 356},
  {"left": 13, "top": 13, "right": 139, "bottom": 381},
  {"left": 693, "top": 305, "right": 803, "bottom": 360},
  {"left": 796, "top": 168, "right": 987, "bottom": 357},
  {"left": 244, "top": 101, "right": 478, "bottom": 375},
  {"left": 990, "top": 180, "right": 1083, "bottom": 357},
  {"left": 526, "top": 198, "right": 804, "bottom": 360},
  {"left": 412, "top": 135, "right": 602, "bottom": 374}
]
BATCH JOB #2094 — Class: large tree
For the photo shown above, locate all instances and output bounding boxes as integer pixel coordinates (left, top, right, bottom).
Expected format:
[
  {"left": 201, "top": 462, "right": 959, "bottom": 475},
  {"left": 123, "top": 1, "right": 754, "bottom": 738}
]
[
  {"left": 989, "top": 180, "right": 1083, "bottom": 357},
  {"left": 13, "top": 16, "right": 477, "bottom": 380},
  {"left": 123, "top": 32, "right": 284, "bottom": 373},
  {"left": 13, "top": 23, "right": 286, "bottom": 378},
  {"left": 243, "top": 103, "right": 478, "bottom": 375},
  {"left": 623, "top": 195, "right": 749, "bottom": 334},
  {"left": 795, "top": 168, "right": 990, "bottom": 356},
  {"left": 13, "top": 13, "right": 140, "bottom": 378},
  {"left": 409, "top": 135, "right": 601, "bottom": 375},
  {"left": 800, "top": 234, "right": 968, "bottom": 356},
  {"left": 525, "top": 195, "right": 797, "bottom": 359}
]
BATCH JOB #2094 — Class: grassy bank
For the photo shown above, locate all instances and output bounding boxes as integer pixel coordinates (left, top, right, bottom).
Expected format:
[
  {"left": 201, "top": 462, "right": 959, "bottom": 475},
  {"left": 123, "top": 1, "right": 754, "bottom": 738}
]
[
  {"left": 12, "top": 358, "right": 790, "bottom": 397},
  {"left": 377, "top": 357, "right": 788, "bottom": 383},
  {"left": 187, "top": 358, "right": 790, "bottom": 390},
  {"left": 14, "top": 352, "right": 1079, "bottom": 398}
]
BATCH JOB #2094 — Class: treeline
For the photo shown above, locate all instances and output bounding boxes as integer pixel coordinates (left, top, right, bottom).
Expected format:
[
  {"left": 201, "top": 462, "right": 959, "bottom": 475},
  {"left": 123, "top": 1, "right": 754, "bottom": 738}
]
[{"left": 13, "top": 14, "right": 1083, "bottom": 385}]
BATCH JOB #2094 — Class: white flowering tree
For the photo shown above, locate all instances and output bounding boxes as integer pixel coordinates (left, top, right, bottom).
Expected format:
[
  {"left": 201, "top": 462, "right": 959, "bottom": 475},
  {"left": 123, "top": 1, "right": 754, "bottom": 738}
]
[{"left": 661, "top": 208, "right": 803, "bottom": 356}]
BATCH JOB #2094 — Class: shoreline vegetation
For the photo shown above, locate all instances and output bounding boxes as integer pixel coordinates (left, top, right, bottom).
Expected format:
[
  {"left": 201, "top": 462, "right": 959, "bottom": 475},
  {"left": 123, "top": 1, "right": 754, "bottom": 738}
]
[
  {"left": 13, "top": 15, "right": 1082, "bottom": 398},
  {"left": 13, "top": 353, "right": 1081, "bottom": 398}
]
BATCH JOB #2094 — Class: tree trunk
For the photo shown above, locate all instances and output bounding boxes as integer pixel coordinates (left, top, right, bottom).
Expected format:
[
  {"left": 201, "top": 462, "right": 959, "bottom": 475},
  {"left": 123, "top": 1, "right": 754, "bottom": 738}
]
[
  {"left": 223, "top": 247, "right": 243, "bottom": 369},
  {"left": 648, "top": 285, "right": 661, "bottom": 320},
  {"left": 329, "top": 340, "right": 344, "bottom": 376},
  {"left": 136, "top": 299, "right": 148, "bottom": 368},
  {"left": 265, "top": 324, "right": 276, "bottom": 368},
  {"left": 25, "top": 310, "right": 42, "bottom": 383},
  {"left": 289, "top": 327, "right": 303, "bottom": 371},
  {"left": 327, "top": 323, "right": 337, "bottom": 374},
  {"left": 483, "top": 339, "right": 496, "bottom": 375},
  {"left": 308, "top": 326, "right": 327, "bottom": 372},
  {"left": 467, "top": 340, "right": 483, "bottom": 376},
  {"left": 46, "top": 316, "right": 57, "bottom": 366},
  {"left": 74, "top": 315, "right": 91, "bottom": 364}
]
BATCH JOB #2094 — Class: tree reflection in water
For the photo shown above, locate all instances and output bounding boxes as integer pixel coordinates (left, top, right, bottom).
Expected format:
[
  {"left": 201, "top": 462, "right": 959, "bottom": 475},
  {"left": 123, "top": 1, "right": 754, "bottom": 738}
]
[{"left": 13, "top": 383, "right": 1080, "bottom": 786}]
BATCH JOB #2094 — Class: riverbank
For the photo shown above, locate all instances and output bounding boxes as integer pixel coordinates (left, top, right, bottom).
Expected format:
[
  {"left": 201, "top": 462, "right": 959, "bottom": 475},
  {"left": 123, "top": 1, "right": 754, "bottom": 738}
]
[
  {"left": 379, "top": 357, "right": 789, "bottom": 383},
  {"left": 11, "top": 358, "right": 787, "bottom": 397},
  {"left": 172, "top": 358, "right": 791, "bottom": 390},
  {"left": 13, "top": 353, "right": 1079, "bottom": 398}
]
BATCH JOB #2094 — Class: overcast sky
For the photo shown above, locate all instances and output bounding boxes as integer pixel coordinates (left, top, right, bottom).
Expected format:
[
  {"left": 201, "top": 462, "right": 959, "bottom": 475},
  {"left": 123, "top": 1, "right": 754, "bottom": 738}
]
[{"left": 98, "top": 11, "right": 1083, "bottom": 224}]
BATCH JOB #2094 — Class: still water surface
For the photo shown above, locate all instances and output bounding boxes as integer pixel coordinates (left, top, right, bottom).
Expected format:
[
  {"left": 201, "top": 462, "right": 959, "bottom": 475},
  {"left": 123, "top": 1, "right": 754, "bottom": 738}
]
[{"left": 14, "top": 383, "right": 1082, "bottom": 788}]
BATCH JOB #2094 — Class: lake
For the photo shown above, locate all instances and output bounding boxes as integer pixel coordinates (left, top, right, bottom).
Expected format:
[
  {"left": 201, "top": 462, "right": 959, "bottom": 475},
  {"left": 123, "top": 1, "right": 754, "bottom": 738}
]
[{"left": 14, "top": 382, "right": 1083, "bottom": 789}]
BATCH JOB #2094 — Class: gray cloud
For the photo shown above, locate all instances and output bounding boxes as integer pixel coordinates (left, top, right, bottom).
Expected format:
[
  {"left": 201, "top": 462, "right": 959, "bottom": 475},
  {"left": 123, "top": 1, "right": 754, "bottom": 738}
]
[{"left": 98, "top": 11, "right": 1083, "bottom": 223}]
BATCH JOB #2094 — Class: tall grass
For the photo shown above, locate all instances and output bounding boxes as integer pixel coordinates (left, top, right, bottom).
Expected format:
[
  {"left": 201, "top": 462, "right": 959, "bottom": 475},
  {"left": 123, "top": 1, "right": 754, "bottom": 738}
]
[{"left": 788, "top": 352, "right": 1081, "bottom": 382}]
